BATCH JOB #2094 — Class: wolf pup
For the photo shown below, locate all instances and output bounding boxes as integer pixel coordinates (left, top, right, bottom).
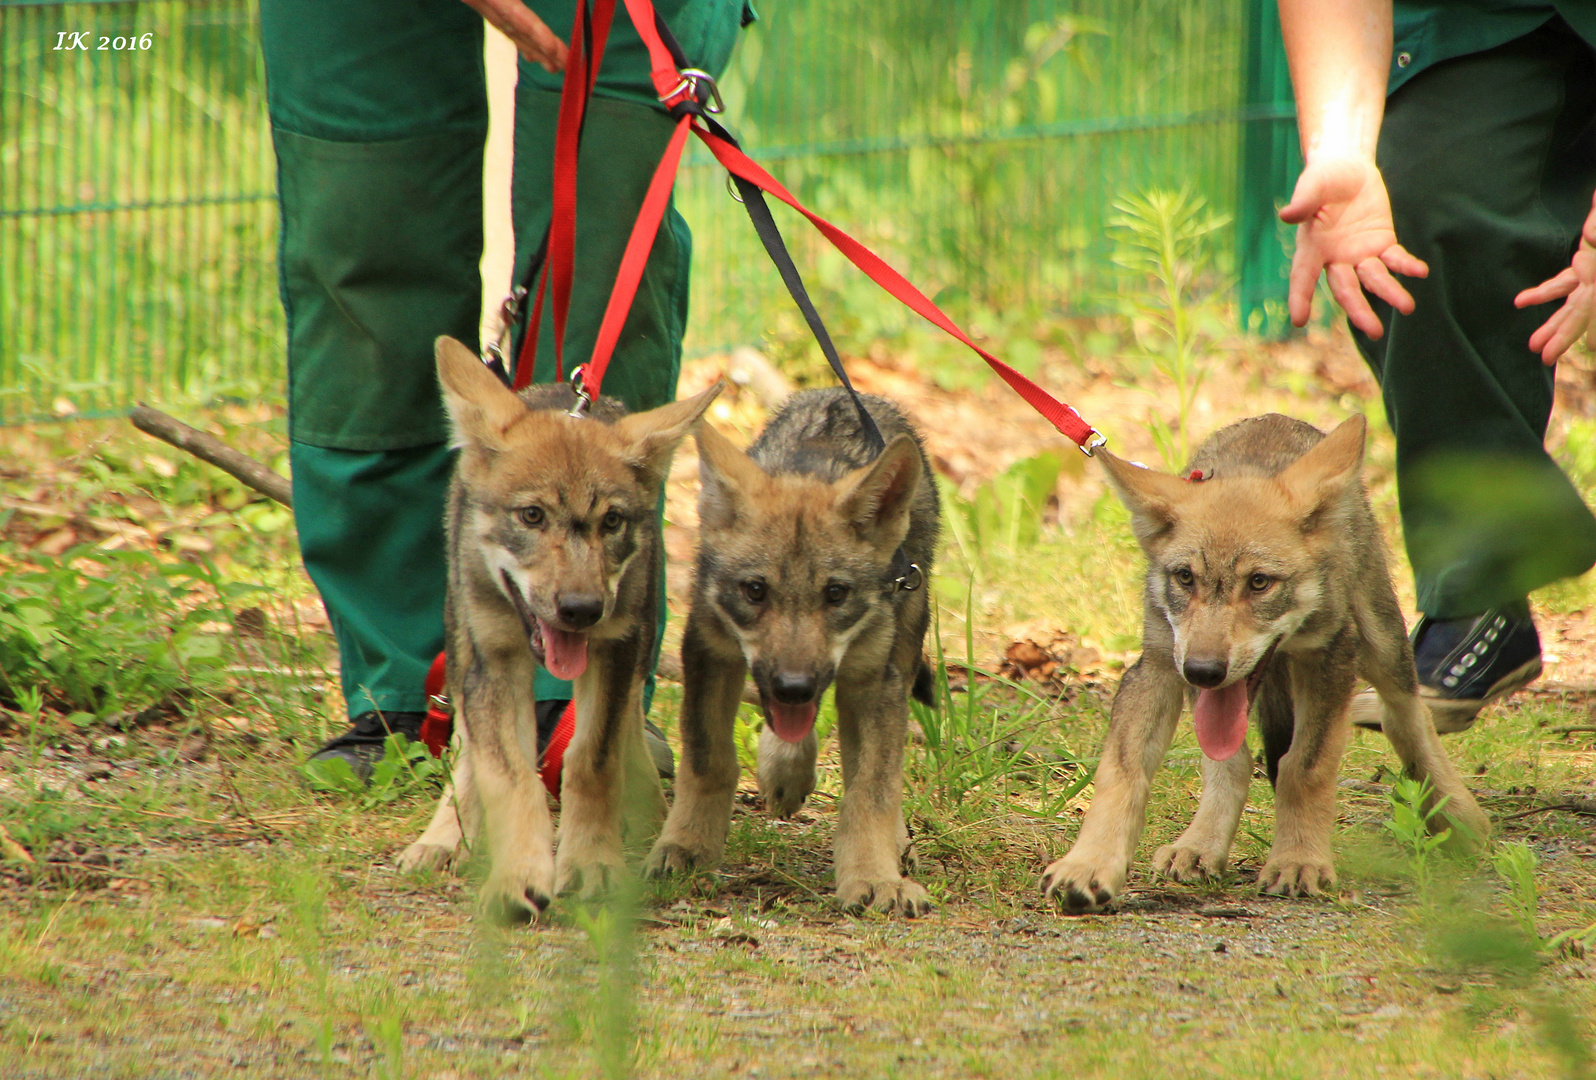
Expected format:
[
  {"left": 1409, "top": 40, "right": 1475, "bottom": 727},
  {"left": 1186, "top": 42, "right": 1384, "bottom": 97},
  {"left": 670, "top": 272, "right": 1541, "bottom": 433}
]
[
  {"left": 399, "top": 337, "right": 720, "bottom": 921},
  {"left": 643, "top": 389, "right": 940, "bottom": 916},
  {"left": 1041, "top": 414, "right": 1489, "bottom": 913}
]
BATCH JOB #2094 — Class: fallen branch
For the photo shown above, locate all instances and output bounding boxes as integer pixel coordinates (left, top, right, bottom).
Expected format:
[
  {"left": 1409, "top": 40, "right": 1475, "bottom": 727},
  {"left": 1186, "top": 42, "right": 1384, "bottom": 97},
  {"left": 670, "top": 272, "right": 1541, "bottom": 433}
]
[
  {"left": 130, "top": 403, "right": 292, "bottom": 508},
  {"left": 1551, "top": 726, "right": 1596, "bottom": 736},
  {"left": 1499, "top": 799, "right": 1596, "bottom": 822}
]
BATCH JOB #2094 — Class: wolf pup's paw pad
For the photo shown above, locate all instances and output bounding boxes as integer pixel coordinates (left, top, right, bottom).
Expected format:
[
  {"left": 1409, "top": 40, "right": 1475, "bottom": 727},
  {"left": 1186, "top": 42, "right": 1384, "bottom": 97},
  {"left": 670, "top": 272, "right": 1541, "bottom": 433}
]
[
  {"left": 1152, "top": 843, "right": 1227, "bottom": 883},
  {"left": 1258, "top": 856, "right": 1336, "bottom": 898},
  {"left": 1040, "top": 856, "right": 1123, "bottom": 914},
  {"left": 480, "top": 876, "right": 554, "bottom": 926},
  {"left": 397, "top": 842, "right": 455, "bottom": 875},
  {"left": 641, "top": 841, "right": 708, "bottom": 879},
  {"left": 838, "top": 877, "right": 932, "bottom": 918}
]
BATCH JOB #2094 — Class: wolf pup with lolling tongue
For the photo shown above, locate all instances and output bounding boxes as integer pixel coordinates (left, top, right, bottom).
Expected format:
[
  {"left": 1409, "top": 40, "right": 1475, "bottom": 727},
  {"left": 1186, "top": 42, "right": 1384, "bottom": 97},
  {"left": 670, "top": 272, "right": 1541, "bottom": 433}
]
[
  {"left": 1041, "top": 414, "right": 1489, "bottom": 913},
  {"left": 399, "top": 337, "right": 721, "bottom": 922},
  {"left": 644, "top": 388, "right": 939, "bottom": 916}
]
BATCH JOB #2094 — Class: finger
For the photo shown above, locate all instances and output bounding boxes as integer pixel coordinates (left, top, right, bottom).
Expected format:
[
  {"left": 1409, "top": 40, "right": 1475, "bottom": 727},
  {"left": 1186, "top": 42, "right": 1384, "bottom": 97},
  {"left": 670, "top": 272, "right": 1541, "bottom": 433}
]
[
  {"left": 1529, "top": 304, "right": 1573, "bottom": 361},
  {"left": 1280, "top": 171, "right": 1329, "bottom": 225},
  {"left": 1358, "top": 257, "right": 1417, "bottom": 315},
  {"left": 1286, "top": 244, "right": 1324, "bottom": 328},
  {"left": 1328, "top": 262, "right": 1383, "bottom": 339},
  {"left": 1379, "top": 244, "right": 1429, "bottom": 280},
  {"left": 1515, "top": 267, "right": 1580, "bottom": 308}
]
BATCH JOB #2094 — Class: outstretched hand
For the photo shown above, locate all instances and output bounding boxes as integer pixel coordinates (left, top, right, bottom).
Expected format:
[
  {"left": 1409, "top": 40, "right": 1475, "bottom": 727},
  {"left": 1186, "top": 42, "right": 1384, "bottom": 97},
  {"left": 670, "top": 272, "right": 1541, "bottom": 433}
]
[
  {"left": 460, "top": 0, "right": 568, "bottom": 72},
  {"left": 1279, "top": 155, "right": 1428, "bottom": 340},
  {"left": 1515, "top": 190, "right": 1596, "bottom": 365}
]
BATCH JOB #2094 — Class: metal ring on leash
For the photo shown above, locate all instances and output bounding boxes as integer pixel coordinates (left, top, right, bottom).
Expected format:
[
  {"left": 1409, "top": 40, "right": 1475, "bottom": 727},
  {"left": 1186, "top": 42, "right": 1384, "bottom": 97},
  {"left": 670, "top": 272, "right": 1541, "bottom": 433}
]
[
  {"left": 566, "top": 364, "right": 592, "bottom": 418},
  {"left": 1079, "top": 429, "right": 1108, "bottom": 457},
  {"left": 893, "top": 562, "right": 924, "bottom": 593}
]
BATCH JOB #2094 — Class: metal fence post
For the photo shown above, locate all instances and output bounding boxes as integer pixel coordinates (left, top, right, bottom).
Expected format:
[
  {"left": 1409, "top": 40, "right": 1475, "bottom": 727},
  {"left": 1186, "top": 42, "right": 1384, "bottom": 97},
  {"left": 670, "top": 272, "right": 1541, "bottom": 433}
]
[{"left": 1236, "top": 0, "right": 1300, "bottom": 339}]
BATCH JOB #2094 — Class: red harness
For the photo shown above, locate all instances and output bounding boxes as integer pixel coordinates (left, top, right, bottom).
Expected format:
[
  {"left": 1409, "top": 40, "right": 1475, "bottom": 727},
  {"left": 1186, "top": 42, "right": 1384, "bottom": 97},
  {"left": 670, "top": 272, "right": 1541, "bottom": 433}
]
[{"left": 425, "top": 0, "right": 1107, "bottom": 797}]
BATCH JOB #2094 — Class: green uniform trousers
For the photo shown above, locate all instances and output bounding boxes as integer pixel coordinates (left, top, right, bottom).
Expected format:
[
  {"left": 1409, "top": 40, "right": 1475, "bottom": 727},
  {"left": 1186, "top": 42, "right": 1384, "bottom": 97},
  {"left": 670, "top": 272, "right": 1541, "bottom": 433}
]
[
  {"left": 260, "top": 0, "right": 744, "bottom": 717},
  {"left": 1353, "top": 19, "right": 1596, "bottom": 619}
]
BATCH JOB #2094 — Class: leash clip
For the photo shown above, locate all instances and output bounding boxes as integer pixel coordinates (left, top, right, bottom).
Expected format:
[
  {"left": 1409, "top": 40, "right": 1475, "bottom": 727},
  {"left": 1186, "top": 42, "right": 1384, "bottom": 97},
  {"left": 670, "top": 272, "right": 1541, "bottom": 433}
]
[
  {"left": 892, "top": 562, "right": 924, "bottom": 593},
  {"left": 1078, "top": 429, "right": 1107, "bottom": 457},
  {"left": 661, "top": 68, "right": 723, "bottom": 115},
  {"left": 566, "top": 364, "right": 593, "bottom": 418}
]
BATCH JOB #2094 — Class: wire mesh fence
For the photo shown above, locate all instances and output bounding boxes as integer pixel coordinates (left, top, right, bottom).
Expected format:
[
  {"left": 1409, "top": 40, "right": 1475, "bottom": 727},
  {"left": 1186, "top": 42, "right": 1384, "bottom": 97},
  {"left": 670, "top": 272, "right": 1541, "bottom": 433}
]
[{"left": 0, "top": 0, "right": 1297, "bottom": 425}]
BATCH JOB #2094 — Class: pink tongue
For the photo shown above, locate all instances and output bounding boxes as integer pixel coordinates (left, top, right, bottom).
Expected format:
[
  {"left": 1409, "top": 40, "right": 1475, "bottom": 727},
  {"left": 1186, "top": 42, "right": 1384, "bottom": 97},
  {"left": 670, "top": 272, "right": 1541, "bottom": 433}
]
[
  {"left": 766, "top": 701, "right": 818, "bottom": 744},
  {"left": 538, "top": 619, "right": 589, "bottom": 680},
  {"left": 1193, "top": 681, "right": 1249, "bottom": 761}
]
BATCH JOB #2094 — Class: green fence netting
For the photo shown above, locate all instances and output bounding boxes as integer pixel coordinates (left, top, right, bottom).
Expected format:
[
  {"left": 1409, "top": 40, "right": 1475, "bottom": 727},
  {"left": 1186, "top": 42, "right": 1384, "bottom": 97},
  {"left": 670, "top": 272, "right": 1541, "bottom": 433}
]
[{"left": 0, "top": 0, "right": 1299, "bottom": 425}]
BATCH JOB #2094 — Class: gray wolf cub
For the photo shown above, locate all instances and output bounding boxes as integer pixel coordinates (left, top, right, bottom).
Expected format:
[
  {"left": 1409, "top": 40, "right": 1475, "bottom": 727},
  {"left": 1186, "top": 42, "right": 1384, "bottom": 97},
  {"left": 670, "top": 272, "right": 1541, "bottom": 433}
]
[
  {"left": 1042, "top": 414, "right": 1489, "bottom": 912},
  {"left": 644, "top": 389, "right": 940, "bottom": 916},
  {"left": 399, "top": 337, "right": 720, "bottom": 921}
]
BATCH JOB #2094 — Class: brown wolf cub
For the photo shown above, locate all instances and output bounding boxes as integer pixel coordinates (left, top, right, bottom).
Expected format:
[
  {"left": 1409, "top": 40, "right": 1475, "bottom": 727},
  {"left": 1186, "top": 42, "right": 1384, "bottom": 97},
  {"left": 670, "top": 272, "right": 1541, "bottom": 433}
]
[
  {"left": 399, "top": 337, "right": 720, "bottom": 921},
  {"left": 1042, "top": 414, "right": 1489, "bottom": 912},
  {"left": 644, "top": 389, "right": 940, "bottom": 916}
]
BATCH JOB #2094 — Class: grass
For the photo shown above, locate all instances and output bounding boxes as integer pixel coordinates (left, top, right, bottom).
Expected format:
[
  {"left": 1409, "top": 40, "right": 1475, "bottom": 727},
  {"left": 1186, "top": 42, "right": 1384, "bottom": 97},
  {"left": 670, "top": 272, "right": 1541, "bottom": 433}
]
[{"left": 1, "top": 381, "right": 1594, "bottom": 1078}]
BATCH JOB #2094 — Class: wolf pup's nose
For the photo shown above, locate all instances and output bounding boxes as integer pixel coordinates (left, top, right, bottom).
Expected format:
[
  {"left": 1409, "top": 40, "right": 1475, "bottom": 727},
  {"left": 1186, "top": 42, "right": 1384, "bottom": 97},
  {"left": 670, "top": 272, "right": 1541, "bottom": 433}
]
[
  {"left": 1182, "top": 658, "right": 1228, "bottom": 688},
  {"left": 555, "top": 594, "right": 604, "bottom": 630},
  {"left": 770, "top": 670, "right": 818, "bottom": 704}
]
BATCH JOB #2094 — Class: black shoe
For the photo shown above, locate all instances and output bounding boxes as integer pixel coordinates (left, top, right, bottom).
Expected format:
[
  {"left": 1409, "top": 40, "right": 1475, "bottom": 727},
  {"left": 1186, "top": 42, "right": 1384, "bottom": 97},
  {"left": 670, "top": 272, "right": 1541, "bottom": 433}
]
[
  {"left": 308, "top": 710, "right": 426, "bottom": 783},
  {"left": 1349, "top": 606, "right": 1542, "bottom": 734},
  {"left": 535, "top": 699, "right": 675, "bottom": 779},
  {"left": 1411, "top": 607, "right": 1542, "bottom": 733}
]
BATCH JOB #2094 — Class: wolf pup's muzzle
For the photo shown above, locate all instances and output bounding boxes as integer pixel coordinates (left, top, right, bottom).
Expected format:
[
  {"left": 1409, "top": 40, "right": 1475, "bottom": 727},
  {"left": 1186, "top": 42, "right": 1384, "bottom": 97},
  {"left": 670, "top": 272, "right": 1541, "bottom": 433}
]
[
  {"left": 1186, "top": 641, "right": 1278, "bottom": 761},
  {"left": 502, "top": 570, "right": 590, "bottom": 680},
  {"left": 758, "top": 665, "right": 832, "bottom": 743}
]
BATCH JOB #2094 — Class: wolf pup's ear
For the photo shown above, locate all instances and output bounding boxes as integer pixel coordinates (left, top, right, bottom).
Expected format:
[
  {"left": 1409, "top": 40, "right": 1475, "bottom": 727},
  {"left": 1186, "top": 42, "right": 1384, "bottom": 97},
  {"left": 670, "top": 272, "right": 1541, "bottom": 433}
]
[
  {"left": 1278, "top": 413, "right": 1366, "bottom": 531},
  {"left": 836, "top": 434, "right": 922, "bottom": 552},
  {"left": 1098, "top": 450, "right": 1189, "bottom": 547},
  {"left": 436, "top": 336, "right": 526, "bottom": 452},
  {"left": 613, "top": 380, "right": 724, "bottom": 487},
  {"left": 695, "top": 422, "right": 766, "bottom": 532}
]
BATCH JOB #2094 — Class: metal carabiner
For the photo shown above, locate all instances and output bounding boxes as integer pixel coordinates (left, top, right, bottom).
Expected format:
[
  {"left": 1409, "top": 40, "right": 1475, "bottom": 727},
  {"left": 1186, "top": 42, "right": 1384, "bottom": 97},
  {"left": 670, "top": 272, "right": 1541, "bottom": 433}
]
[{"left": 566, "top": 364, "right": 593, "bottom": 419}]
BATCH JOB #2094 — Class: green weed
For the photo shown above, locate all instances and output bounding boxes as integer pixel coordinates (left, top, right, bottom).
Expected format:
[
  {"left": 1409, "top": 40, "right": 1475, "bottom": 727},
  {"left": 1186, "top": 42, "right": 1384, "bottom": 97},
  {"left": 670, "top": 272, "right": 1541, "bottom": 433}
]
[
  {"left": 1381, "top": 776, "right": 1451, "bottom": 896},
  {"left": 300, "top": 734, "right": 443, "bottom": 810}
]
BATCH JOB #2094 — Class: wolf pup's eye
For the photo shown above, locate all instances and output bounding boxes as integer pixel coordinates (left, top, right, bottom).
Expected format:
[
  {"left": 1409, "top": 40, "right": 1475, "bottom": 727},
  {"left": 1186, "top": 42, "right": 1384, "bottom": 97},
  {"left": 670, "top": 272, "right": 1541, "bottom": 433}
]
[
  {"left": 1248, "top": 572, "right": 1274, "bottom": 592},
  {"left": 517, "top": 505, "right": 546, "bottom": 528},
  {"left": 741, "top": 579, "right": 768, "bottom": 604},
  {"left": 601, "top": 508, "right": 624, "bottom": 533},
  {"left": 823, "top": 582, "right": 850, "bottom": 604},
  {"left": 1174, "top": 567, "right": 1195, "bottom": 588}
]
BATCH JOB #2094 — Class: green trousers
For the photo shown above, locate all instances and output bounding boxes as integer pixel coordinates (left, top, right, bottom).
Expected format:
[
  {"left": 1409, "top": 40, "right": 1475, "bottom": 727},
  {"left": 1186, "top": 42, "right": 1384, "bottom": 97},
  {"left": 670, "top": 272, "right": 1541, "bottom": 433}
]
[
  {"left": 1353, "top": 20, "right": 1596, "bottom": 618},
  {"left": 261, "top": 0, "right": 744, "bottom": 717}
]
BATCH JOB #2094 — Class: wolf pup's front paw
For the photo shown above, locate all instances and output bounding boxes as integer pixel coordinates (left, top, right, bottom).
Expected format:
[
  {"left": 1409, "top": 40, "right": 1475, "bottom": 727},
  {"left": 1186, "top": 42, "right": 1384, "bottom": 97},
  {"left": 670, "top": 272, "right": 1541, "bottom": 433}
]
[
  {"left": 641, "top": 840, "right": 711, "bottom": 879},
  {"left": 1152, "top": 841, "right": 1228, "bottom": 883},
  {"left": 480, "top": 866, "right": 555, "bottom": 925},
  {"left": 397, "top": 842, "right": 455, "bottom": 875},
  {"left": 556, "top": 848, "right": 628, "bottom": 901},
  {"left": 757, "top": 726, "right": 817, "bottom": 819},
  {"left": 1040, "top": 853, "right": 1126, "bottom": 913},
  {"left": 837, "top": 875, "right": 932, "bottom": 918},
  {"left": 1258, "top": 853, "right": 1336, "bottom": 897}
]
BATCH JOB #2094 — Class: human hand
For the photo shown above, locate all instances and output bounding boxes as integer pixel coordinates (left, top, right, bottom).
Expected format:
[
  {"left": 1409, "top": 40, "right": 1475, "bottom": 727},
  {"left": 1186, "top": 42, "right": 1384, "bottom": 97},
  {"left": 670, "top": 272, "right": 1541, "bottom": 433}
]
[
  {"left": 1279, "top": 154, "right": 1428, "bottom": 340},
  {"left": 1515, "top": 190, "right": 1596, "bottom": 365},
  {"left": 460, "top": 0, "right": 568, "bottom": 72}
]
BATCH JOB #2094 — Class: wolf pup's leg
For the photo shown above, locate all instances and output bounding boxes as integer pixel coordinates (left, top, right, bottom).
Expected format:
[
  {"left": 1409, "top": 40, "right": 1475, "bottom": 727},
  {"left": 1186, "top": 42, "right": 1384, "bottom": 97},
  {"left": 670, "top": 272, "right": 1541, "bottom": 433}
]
[
  {"left": 646, "top": 614, "right": 748, "bottom": 876},
  {"left": 1259, "top": 650, "right": 1355, "bottom": 896},
  {"left": 1153, "top": 746, "right": 1252, "bottom": 882},
  {"left": 1359, "top": 601, "right": 1491, "bottom": 847},
  {"left": 1042, "top": 652, "right": 1185, "bottom": 912},
  {"left": 832, "top": 659, "right": 930, "bottom": 917},
  {"left": 399, "top": 731, "right": 478, "bottom": 873},
  {"left": 758, "top": 725, "right": 817, "bottom": 819},
  {"left": 557, "top": 637, "right": 658, "bottom": 899},
  {"left": 464, "top": 667, "right": 558, "bottom": 922}
]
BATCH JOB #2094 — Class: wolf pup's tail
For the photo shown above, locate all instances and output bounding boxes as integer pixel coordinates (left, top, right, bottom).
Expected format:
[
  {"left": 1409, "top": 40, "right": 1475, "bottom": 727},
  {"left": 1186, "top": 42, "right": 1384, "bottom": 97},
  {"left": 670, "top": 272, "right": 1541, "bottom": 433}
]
[{"left": 912, "top": 655, "right": 936, "bottom": 707}]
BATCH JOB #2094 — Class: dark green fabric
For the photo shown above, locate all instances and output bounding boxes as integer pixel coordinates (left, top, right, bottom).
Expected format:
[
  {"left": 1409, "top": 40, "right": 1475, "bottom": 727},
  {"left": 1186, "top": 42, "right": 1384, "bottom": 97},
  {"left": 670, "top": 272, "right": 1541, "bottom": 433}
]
[
  {"left": 290, "top": 441, "right": 453, "bottom": 716},
  {"left": 1391, "top": 2, "right": 1596, "bottom": 93},
  {"left": 518, "top": 0, "right": 747, "bottom": 107},
  {"left": 274, "top": 128, "right": 484, "bottom": 449},
  {"left": 1354, "top": 21, "right": 1596, "bottom": 617}
]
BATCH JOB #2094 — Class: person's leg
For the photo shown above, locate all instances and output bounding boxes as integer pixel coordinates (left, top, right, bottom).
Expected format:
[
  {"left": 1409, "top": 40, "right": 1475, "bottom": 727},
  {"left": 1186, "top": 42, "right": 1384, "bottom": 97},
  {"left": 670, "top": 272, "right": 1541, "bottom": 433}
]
[
  {"left": 1352, "top": 20, "right": 1596, "bottom": 728},
  {"left": 510, "top": 1, "right": 744, "bottom": 742},
  {"left": 261, "top": 0, "right": 486, "bottom": 770}
]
